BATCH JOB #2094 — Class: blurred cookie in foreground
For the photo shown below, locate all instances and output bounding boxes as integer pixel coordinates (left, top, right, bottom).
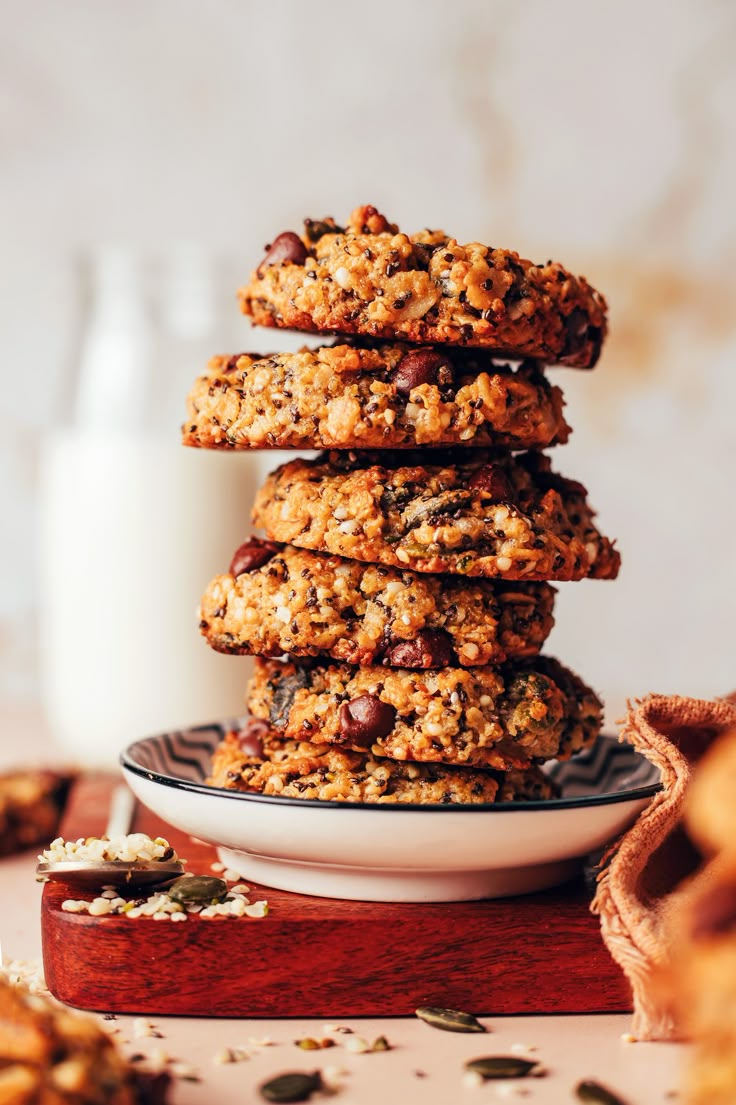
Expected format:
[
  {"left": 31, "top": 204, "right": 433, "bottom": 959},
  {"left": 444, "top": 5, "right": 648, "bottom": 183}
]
[
  {"left": 0, "top": 770, "right": 73, "bottom": 857},
  {"left": 660, "top": 724, "right": 736, "bottom": 1104},
  {"left": 684, "top": 723, "right": 736, "bottom": 856},
  {"left": 0, "top": 974, "right": 169, "bottom": 1105},
  {"left": 208, "top": 724, "right": 559, "bottom": 805},
  {"left": 663, "top": 851, "right": 736, "bottom": 1105}
]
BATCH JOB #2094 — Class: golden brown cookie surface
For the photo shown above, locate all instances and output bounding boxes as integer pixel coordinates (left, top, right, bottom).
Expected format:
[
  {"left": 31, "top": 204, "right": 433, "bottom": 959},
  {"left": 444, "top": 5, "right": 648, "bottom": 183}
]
[
  {"left": 208, "top": 728, "right": 559, "bottom": 805},
  {"left": 183, "top": 344, "right": 570, "bottom": 451},
  {"left": 246, "top": 655, "right": 602, "bottom": 771},
  {"left": 252, "top": 449, "right": 620, "bottom": 581},
  {"left": 238, "top": 205, "right": 607, "bottom": 368},
  {"left": 199, "top": 540, "right": 555, "bottom": 667}
]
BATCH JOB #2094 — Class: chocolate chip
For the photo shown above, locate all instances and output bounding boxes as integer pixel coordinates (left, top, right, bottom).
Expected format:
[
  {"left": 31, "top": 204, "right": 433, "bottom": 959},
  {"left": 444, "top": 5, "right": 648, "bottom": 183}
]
[
  {"left": 257, "top": 231, "right": 308, "bottom": 277},
  {"left": 468, "top": 465, "right": 513, "bottom": 502},
  {"left": 303, "top": 218, "right": 344, "bottom": 242},
  {"left": 561, "top": 308, "right": 602, "bottom": 366},
  {"left": 237, "top": 719, "right": 270, "bottom": 759},
  {"left": 269, "top": 668, "right": 310, "bottom": 729},
  {"left": 338, "top": 695, "right": 396, "bottom": 745},
  {"left": 537, "top": 472, "right": 588, "bottom": 498},
  {"left": 412, "top": 243, "right": 433, "bottom": 270},
  {"left": 384, "top": 628, "right": 456, "bottom": 669},
  {"left": 230, "top": 539, "right": 281, "bottom": 577},
  {"left": 391, "top": 349, "right": 454, "bottom": 395},
  {"left": 691, "top": 883, "right": 736, "bottom": 940}
]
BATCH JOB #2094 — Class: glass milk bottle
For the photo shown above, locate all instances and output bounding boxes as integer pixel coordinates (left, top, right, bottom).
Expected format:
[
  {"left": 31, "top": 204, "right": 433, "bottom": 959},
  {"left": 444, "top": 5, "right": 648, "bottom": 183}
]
[{"left": 38, "top": 248, "right": 254, "bottom": 767}]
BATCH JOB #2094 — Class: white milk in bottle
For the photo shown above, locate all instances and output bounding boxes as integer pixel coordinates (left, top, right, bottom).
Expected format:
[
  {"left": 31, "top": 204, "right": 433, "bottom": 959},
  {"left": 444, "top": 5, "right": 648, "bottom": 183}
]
[{"left": 38, "top": 250, "right": 254, "bottom": 766}]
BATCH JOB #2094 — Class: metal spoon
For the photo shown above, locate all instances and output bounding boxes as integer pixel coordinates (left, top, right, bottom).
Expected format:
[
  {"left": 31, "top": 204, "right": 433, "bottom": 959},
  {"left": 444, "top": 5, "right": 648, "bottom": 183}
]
[{"left": 36, "top": 783, "right": 184, "bottom": 890}]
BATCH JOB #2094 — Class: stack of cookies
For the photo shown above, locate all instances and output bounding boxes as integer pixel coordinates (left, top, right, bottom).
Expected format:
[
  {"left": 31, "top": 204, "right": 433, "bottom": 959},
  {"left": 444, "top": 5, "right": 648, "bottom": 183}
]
[{"left": 184, "top": 205, "right": 619, "bottom": 805}]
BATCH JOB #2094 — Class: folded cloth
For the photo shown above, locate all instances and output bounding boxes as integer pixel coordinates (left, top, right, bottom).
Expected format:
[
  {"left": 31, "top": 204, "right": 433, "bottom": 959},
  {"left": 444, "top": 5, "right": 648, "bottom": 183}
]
[{"left": 592, "top": 692, "right": 736, "bottom": 1040}]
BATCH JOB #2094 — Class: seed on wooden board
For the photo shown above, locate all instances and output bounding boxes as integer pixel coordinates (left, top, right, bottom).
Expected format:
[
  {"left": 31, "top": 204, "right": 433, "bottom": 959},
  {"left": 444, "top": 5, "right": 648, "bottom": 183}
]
[
  {"left": 465, "top": 1056, "right": 539, "bottom": 1079},
  {"left": 259, "top": 1071, "right": 322, "bottom": 1103},
  {"left": 576, "top": 1080, "right": 630, "bottom": 1105},
  {"left": 415, "top": 1005, "right": 486, "bottom": 1033},
  {"left": 167, "top": 876, "right": 228, "bottom": 904}
]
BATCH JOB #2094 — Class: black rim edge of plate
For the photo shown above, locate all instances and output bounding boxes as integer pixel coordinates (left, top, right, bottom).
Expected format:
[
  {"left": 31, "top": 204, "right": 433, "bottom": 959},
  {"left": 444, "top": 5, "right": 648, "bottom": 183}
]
[{"left": 119, "top": 735, "right": 662, "bottom": 814}]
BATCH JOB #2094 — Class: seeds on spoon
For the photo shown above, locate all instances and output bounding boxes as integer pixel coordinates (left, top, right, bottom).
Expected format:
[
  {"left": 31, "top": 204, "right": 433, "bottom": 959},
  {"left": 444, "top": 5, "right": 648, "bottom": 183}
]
[
  {"left": 40, "top": 833, "right": 179, "bottom": 865},
  {"left": 415, "top": 1005, "right": 486, "bottom": 1033}
]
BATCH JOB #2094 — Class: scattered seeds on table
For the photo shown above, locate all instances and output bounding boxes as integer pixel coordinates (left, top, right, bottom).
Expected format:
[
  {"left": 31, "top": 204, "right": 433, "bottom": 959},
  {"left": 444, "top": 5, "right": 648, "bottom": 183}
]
[
  {"left": 295, "top": 1037, "right": 334, "bottom": 1050},
  {"left": 495, "top": 1085, "right": 530, "bottom": 1098},
  {"left": 343, "top": 1035, "right": 371, "bottom": 1054},
  {"left": 415, "top": 1005, "right": 486, "bottom": 1033},
  {"left": 371, "top": 1035, "right": 391, "bottom": 1051},
  {"left": 576, "top": 1079, "right": 630, "bottom": 1105},
  {"left": 465, "top": 1057, "right": 539, "bottom": 1080},
  {"left": 259, "top": 1070, "right": 322, "bottom": 1103},
  {"left": 320, "top": 1066, "right": 349, "bottom": 1093},
  {"left": 133, "top": 1018, "right": 163, "bottom": 1039}
]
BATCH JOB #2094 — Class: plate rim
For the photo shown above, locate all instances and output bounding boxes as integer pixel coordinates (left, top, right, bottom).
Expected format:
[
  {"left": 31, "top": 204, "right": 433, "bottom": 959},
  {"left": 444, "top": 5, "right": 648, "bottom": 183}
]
[{"left": 120, "top": 725, "right": 661, "bottom": 815}]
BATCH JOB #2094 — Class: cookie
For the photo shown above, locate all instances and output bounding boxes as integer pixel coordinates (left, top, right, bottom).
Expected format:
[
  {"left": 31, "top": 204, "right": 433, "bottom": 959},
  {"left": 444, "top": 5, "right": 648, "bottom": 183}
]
[
  {"left": 0, "top": 770, "right": 73, "bottom": 858},
  {"left": 182, "top": 344, "right": 570, "bottom": 451},
  {"left": 199, "top": 540, "right": 555, "bottom": 667},
  {"left": 0, "top": 975, "right": 169, "bottom": 1105},
  {"left": 684, "top": 725, "right": 736, "bottom": 856},
  {"left": 238, "top": 205, "right": 606, "bottom": 368},
  {"left": 245, "top": 656, "right": 602, "bottom": 770},
  {"left": 207, "top": 725, "right": 559, "bottom": 805},
  {"left": 662, "top": 852, "right": 736, "bottom": 1105},
  {"left": 252, "top": 449, "right": 620, "bottom": 581}
]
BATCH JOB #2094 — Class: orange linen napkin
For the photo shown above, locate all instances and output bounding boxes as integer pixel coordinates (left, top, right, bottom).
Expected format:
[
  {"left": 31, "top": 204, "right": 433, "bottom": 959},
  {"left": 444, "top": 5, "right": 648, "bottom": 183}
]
[{"left": 592, "top": 692, "right": 736, "bottom": 1040}]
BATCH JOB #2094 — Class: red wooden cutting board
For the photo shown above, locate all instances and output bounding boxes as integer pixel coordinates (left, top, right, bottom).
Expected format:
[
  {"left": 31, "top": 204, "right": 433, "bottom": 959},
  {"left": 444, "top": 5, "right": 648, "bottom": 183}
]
[{"left": 42, "top": 775, "right": 631, "bottom": 1017}]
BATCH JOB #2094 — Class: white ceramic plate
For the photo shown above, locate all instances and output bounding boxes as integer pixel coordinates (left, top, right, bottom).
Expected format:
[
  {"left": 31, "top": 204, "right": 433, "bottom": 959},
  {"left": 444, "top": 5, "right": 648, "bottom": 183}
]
[{"left": 121, "top": 723, "right": 659, "bottom": 903}]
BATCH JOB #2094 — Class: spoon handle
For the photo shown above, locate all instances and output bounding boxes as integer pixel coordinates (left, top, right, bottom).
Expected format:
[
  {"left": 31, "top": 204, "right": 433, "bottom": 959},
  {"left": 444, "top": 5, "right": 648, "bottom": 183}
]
[{"left": 105, "top": 784, "right": 136, "bottom": 837}]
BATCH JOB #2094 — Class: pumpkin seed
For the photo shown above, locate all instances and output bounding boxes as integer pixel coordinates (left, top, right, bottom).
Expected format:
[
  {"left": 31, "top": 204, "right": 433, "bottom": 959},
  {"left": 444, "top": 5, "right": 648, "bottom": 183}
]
[
  {"left": 466, "top": 1057, "right": 539, "bottom": 1080},
  {"left": 371, "top": 1035, "right": 391, "bottom": 1051},
  {"left": 259, "top": 1071, "right": 322, "bottom": 1103},
  {"left": 167, "top": 876, "right": 228, "bottom": 904},
  {"left": 576, "top": 1079, "right": 629, "bottom": 1105},
  {"left": 415, "top": 1006, "right": 486, "bottom": 1033}
]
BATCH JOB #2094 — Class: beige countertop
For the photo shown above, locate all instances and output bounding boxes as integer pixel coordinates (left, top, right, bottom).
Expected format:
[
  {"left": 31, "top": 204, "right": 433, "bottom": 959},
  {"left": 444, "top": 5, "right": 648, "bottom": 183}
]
[{"left": 1, "top": 707, "right": 687, "bottom": 1104}]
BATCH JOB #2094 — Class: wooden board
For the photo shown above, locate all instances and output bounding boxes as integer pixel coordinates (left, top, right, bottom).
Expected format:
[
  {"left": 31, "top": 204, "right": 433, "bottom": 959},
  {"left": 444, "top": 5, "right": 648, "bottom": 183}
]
[{"left": 42, "top": 776, "right": 631, "bottom": 1017}]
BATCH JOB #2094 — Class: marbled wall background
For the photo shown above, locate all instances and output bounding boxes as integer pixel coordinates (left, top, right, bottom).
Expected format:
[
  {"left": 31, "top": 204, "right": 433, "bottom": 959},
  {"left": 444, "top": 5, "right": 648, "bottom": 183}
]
[{"left": 2, "top": 0, "right": 735, "bottom": 732}]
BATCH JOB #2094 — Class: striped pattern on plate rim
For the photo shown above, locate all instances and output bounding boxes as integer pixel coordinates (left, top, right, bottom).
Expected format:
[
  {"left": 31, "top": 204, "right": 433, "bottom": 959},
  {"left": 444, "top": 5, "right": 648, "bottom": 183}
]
[{"left": 124, "top": 724, "right": 659, "bottom": 798}]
